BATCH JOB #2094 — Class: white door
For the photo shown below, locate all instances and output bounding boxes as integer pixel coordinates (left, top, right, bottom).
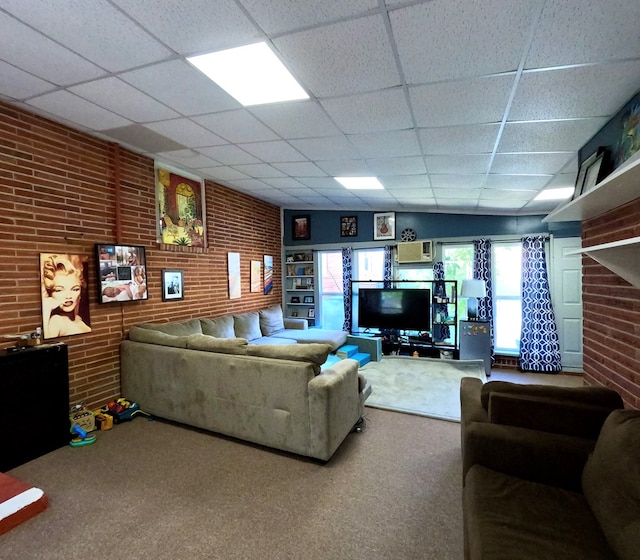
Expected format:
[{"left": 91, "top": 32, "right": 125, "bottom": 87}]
[{"left": 550, "top": 237, "right": 583, "bottom": 372}]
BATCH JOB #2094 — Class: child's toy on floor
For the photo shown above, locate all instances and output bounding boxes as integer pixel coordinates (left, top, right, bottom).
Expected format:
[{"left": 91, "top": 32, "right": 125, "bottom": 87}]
[
  {"left": 101, "top": 398, "right": 153, "bottom": 424},
  {"left": 70, "top": 425, "right": 96, "bottom": 447}
]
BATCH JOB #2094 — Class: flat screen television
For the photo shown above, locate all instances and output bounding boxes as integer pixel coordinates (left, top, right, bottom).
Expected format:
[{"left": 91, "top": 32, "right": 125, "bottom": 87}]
[
  {"left": 95, "top": 244, "right": 148, "bottom": 304},
  {"left": 358, "top": 288, "right": 430, "bottom": 331}
]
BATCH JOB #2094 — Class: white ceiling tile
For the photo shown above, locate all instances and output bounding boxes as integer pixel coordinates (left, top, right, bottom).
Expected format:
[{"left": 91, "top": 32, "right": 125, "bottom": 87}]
[
  {"left": 290, "top": 137, "right": 361, "bottom": 160},
  {"left": 231, "top": 163, "right": 287, "bottom": 178},
  {"left": 499, "top": 119, "right": 609, "bottom": 152},
  {"left": 480, "top": 189, "right": 537, "bottom": 201},
  {"left": 349, "top": 130, "right": 420, "bottom": 158},
  {"left": 194, "top": 110, "right": 279, "bottom": 143},
  {"left": 545, "top": 173, "right": 577, "bottom": 189},
  {"left": 526, "top": 0, "right": 640, "bottom": 68},
  {"left": 484, "top": 175, "right": 551, "bottom": 190},
  {"left": 391, "top": 0, "right": 538, "bottom": 83},
  {"left": 321, "top": 89, "right": 412, "bottom": 134},
  {"left": 70, "top": 78, "right": 179, "bottom": 122},
  {"left": 222, "top": 178, "right": 272, "bottom": 190},
  {"left": 155, "top": 150, "right": 219, "bottom": 168},
  {"left": 314, "top": 160, "right": 372, "bottom": 176},
  {"left": 0, "top": 0, "right": 171, "bottom": 72},
  {"left": 433, "top": 188, "right": 484, "bottom": 199},
  {"left": 491, "top": 153, "right": 574, "bottom": 175},
  {"left": 381, "top": 175, "right": 432, "bottom": 190},
  {"left": 197, "top": 145, "right": 261, "bottom": 165},
  {"left": 25, "top": 90, "right": 131, "bottom": 130},
  {"left": 367, "top": 156, "right": 426, "bottom": 175},
  {"left": 260, "top": 178, "right": 308, "bottom": 190},
  {"left": 274, "top": 14, "right": 400, "bottom": 97},
  {"left": 477, "top": 199, "right": 526, "bottom": 210},
  {"left": 146, "top": 119, "right": 226, "bottom": 147},
  {"left": 426, "top": 155, "right": 490, "bottom": 174},
  {"left": 271, "top": 162, "right": 327, "bottom": 177},
  {"left": 110, "top": 0, "right": 262, "bottom": 55},
  {"left": 510, "top": 62, "right": 640, "bottom": 121},
  {"left": 297, "top": 177, "right": 347, "bottom": 190},
  {"left": 410, "top": 75, "right": 514, "bottom": 127},
  {"left": 238, "top": 141, "right": 307, "bottom": 162},
  {"left": 0, "top": 12, "right": 105, "bottom": 85},
  {"left": 250, "top": 101, "right": 341, "bottom": 139},
  {"left": 429, "top": 175, "right": 486, "bottom": 189},
  {"left": 121, "top": 60, "right": 240, "bottom": 116},
  {"left": 436, "top": 199, "right": 480, "bottom": 210},
  {"left": 418, "top": 125, "right": 500, "bottom": 155},
  {"left": 241, "top": 0, "right": 378, "bottom": 35},
  {"left": 0, "top": 61, "right": 53, "bottom": 99},
  {"left": 199, "top": 166, "right": 251, "bottom": 181}
]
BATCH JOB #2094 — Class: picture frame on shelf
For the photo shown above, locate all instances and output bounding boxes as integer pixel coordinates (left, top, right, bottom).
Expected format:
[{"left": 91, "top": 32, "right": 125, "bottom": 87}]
[
  {"left": 581, "top": 151, "right": 608, "bottom": 195},
  {"left": 573, "top": 147, "right": 606, "bottom": 199},
  {"left": 292, "top": 215, "right": 310, "bottom": 241},
  {"left": 162, "top": 269, "right": 184, "bottom": 301},
  {"left": 292, "top": 310, "right": 299, "bottom": 317},
  {"left": 373, "top": 212, "right": 395, "bottom": 240},
  {"left": 340, "top": 215, "right": 357, "bottom": 237},
  {"left": 303, "top": 295, "right": 314, "bottom": 303},
  {"left": 308, "top": 308, "right": 315, "bottom": 319},
  {"left": 291, "top": 296, "right": 300, "bottom": 303}
]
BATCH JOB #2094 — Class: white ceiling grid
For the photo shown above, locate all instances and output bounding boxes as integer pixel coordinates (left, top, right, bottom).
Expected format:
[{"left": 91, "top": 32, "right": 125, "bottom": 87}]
[{"left": 0, "top": 0, "right": 639, "bottom": 215}]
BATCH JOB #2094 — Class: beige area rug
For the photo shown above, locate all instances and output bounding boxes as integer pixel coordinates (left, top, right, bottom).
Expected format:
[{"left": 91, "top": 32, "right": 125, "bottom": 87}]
[{"left": 361, "top": 356, "right": 486, "bottom": 422}]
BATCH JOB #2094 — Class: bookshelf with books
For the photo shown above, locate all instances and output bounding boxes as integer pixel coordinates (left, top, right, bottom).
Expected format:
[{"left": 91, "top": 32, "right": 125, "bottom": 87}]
[{"left": 284, "top": 250, "right": 316, "bottom": 326}]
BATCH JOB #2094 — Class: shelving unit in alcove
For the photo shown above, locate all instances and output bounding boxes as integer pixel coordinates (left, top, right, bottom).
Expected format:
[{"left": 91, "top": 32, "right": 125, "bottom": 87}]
[
  {"left": 544, "top": 153, "right": 640, "bottom": 289},
  {"left": 284, "top": 250, "right": 316, "bottom": 326}
]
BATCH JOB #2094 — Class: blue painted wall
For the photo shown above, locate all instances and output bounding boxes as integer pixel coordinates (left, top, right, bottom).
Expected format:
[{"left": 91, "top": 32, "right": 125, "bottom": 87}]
[{"left": 283, "top": 210, "right": 579, "bottom": 245}]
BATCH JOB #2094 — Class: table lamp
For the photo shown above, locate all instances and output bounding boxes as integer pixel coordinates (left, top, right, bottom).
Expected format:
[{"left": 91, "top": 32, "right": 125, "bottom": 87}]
[{"left": 460, "top": 279, "right": 486, "bottom": 321}]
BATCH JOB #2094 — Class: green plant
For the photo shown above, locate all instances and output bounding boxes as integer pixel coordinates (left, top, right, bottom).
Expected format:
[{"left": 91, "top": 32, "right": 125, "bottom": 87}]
[{"left": 175, "top": 236, "right": 190, "bottom": 246}]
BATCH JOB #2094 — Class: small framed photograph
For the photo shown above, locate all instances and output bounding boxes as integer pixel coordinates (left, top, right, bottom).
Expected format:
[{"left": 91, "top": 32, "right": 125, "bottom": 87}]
[
  {"left": 308, "top": 308, "right": 315, "bottom": 319},
  {"left": 303, "top": 295, "right": 314, "bottom": 304},
  {"left": 162, "top": 269, "right": 184, "bottom": 301},
  {"left": 291, "top": 296, "right": 300, "bottom": 303},
  {"left": 573, "top": 147, "right": 606, "bottom": 199},
  {"left": 292, "top": 215, "right": 310, "bottom": 241},
  {"left": 291, "top": 310, "right": 299, "bottom": 317},
  {"left": 581, "top": 152, "right": 608, "bottom": 195},
  {"left": 373, "top": 212, "right": 395, "bottom": 240},
  {"left": 340, "top": 215, "right": 357, "bottom": 237}
]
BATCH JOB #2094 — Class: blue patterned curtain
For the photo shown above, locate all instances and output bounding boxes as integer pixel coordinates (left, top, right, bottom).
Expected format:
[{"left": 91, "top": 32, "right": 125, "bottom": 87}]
[
  {"left": 432, "top": 261, "right": 450, "bottom": 340},
  {"left": 341, "top": 247, "right": 353, "bottom": 332},
  {"left": 520, "top": 236, "right": 562, "bottom": 372},
  {"left": 383, "top": 245, "right": 393, "bottom": 288},
  {"left": 473, "top": 239, "right": 495, "bottom": 363}
]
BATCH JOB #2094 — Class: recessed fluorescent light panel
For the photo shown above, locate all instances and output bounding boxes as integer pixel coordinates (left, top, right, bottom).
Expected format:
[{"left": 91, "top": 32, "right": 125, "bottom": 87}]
[
  {"left": 187, "top": 43, "right": 308, "bottom": 106},
  {"left": 534, "top": 187, "right": 574, "bottom": 201},
  {"left": 335, "top": 177, "right": 384, "bottom": 190}
]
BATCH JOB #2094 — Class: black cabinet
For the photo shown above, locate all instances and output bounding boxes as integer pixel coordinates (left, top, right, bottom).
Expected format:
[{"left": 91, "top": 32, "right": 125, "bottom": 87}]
[{"left": 0, "top": 344, "right": 70, "bottom": 471}]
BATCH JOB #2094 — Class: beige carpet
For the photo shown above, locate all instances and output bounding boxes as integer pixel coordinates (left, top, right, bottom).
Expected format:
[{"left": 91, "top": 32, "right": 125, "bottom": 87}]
[
  {"left": 361, "top": 356, "right": 486, "bottom": 422},
  {"left": 4, "top": 408, "right": 463, "bottom": 560}
]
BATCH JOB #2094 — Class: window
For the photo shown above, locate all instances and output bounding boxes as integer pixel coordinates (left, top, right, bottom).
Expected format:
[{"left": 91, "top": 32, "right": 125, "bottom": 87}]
[
  {"left": 318, "top": 251, "right": 343, "bottom": 330},
  {"left": 443, "top": 244, "right": 473, "bottom": 327}
]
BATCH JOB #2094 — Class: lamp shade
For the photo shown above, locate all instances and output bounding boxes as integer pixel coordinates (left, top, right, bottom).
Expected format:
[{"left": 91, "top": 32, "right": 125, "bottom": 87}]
[{"left": 460, "top": 279, "right": 486, "bottom": 298}]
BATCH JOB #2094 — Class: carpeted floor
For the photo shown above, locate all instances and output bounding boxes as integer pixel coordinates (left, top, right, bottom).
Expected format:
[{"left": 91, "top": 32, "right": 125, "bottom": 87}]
[
  {"left": 361, "top": 356, "right": 486, "bottom": 422},
  {"left": 4, "top": 408, "right": 463, "bottom": 560}
]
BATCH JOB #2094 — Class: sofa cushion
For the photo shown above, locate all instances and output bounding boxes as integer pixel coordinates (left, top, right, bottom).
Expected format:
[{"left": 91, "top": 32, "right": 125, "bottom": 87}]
[
  {"left": 129, "top": 326, "right": 189, "bottom": 348},
  {"left": 247, "top": 343, "right": 331, "bottom": 368},
  {"left": 259, "top": 304, "right": 285, "bottom": 336},
  {"left": 200, "top": 315, "right": 235, "bottom": 338},
  {"left": 275, "top": 328, "right": 348, "bottom": 352},
  {"left": 465, "top": 465, "right": 614, "bottom": 560},
  {"left": 186, "top": 334, "right": 248, "bottom": 355},
  {"left": 480, "top": 381, "right": 623, "bottom": 410},
  {"left": 582, "top": 409, "right": 640, "bottom": 560},
  {"left": 138, "top": 318, "right": 203, "bottom": 337},
  {"left": 233, "top": 311, "right": 262, "bottom": 341}
]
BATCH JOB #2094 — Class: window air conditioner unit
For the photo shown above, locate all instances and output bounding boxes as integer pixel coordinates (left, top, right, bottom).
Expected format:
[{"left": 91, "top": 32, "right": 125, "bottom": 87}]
[{"left": 396, "top": 240, "right": 434, "bottom": 264}]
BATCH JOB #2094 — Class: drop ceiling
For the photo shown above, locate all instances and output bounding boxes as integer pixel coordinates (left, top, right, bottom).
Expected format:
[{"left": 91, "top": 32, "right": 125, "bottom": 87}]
[{"left": 1, "top": 0, "right": 639, "bottom": 215}]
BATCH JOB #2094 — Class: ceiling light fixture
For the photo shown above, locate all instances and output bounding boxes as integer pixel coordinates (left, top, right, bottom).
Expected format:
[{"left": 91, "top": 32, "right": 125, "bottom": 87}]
[
  {"left": 187, "top": 42, "right": 308, "bottom": 106},
  {"left": 533, "top": 187, "right": 574, "bottom": 201},
  {"left": 335, "top": 177, "right": 384, "bottom": 190}
]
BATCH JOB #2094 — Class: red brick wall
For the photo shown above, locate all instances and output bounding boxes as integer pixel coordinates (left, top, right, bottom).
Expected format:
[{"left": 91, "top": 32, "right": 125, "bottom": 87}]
[
  {"left": 0, "top": 102, "right": 282, "bottom": 408},
  {"left": 582, "top": 197, "right": 640, "bottom": 408}
]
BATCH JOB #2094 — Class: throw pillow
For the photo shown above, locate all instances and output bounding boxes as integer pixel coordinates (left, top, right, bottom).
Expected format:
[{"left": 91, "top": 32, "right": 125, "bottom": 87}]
[
  {"left": 259, "top": 304, "right": 285, "bottom": 336},
  {"left": 582, "top": 409, "right": 640, "bottom": 560},
  {"left": 247, "top": 343, "right": 331, "bottom": 367},
  {"left": 233, "top": 311, "right": 262, "bottom": 341},
  {"left": 200, "top": 315, "right": 235, "bottom": 338},
  {"left": 186, "top": 334, "right": 248, "bottom": 355},
  {"left": 129, "top": 326, "right": 189, "bottom": 348},
  {"left": 480, "top": 381, "right": 623, "bottom": 410},
  {"left": 137, "top": 318, "right": 203, "bottom": 337}
]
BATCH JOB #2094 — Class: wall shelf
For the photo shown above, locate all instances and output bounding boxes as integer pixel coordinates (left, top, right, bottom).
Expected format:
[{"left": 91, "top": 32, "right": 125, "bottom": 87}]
[
  {"left": 543, "top": 154, "right": 640, "bottom": 223},
  {"left": 569, "top": 237, "right": 640, "bottom": 289}
]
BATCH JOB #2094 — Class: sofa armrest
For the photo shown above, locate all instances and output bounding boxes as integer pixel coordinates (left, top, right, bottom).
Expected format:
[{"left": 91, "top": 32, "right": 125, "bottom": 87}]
[
  {"left": 308, "top": 358, "right": 361, "bottom": 461},
  {"left": 488, "top": 392, "right": 619, "bottom": 439},
  {"left": 283, "top": 318, "right": 308, "bottom": 330},
  {"left": 461, "top": 377, "right": 489, "bottom": 426},
  {"left": 463, "top": 422, "right": 595, "bottom": 491}
]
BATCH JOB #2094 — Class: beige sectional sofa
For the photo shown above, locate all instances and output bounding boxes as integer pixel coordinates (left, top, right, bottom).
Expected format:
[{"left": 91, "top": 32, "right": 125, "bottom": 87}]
[{"left": 120, "top": 305, "right": 370, "bottom": 461}]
